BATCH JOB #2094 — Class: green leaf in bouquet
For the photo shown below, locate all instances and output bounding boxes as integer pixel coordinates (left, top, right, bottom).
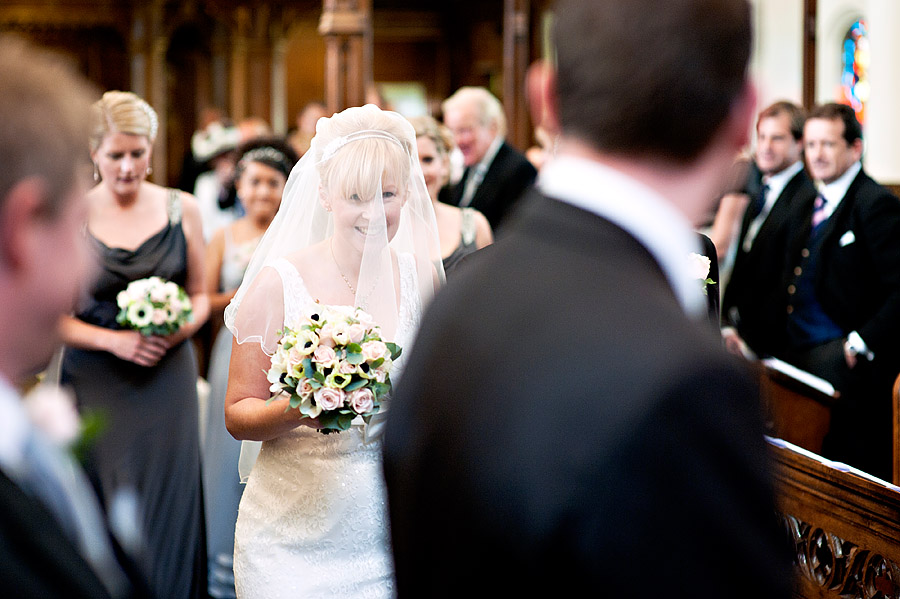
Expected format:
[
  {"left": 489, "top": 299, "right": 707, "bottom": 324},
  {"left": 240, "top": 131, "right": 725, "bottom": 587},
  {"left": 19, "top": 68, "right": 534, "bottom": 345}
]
[
  {"left": 317, "top": 409, "right": 355, "bottom": 433},
  {"left": 289, "top": 393, "right": 303, "bottom": 409},
  {"left": 345, "top": 351, "right": 364, "bottom": 365},
  {"left": 385, "top": 342, "right": 402, "bottom": 360},
  {"left": 346, "top": 342, "right": 363, "bottom": 354},
  {"left": 312, "top": 370, "right": 326, "bottom": 384},
  {"left": 308, "top": 377, "right": 322, "bottom": 389},
  {"left": 370, "top": 357, "right": 384, "bottom": 369},
  {"left": 302, "top": 357, "right": 313, "bottom": 379},
  {"left": 370, "top": 381, "right": 391, "bottom": 399},
  {"left": 345, "top": 378, "right": 367, "bottom": 392}
]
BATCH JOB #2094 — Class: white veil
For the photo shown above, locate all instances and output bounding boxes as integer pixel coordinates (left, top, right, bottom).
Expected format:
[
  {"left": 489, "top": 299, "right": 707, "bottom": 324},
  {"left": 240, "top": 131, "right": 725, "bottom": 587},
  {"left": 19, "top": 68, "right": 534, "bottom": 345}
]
[
  {"left": 225, "top": 104, "right": 444, "bottom": 350},
  {"left": 224, "top": 105, "right": 444, "bottom": 480}
]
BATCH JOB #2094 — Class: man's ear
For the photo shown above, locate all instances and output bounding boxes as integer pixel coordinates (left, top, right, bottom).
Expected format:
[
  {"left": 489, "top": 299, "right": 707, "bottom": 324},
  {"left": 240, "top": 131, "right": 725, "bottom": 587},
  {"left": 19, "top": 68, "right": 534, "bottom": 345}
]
[
  {"left": 526, "top": 60, "right": 561, "bottom": 138},
  {"left": 0, "top": 178, "right": 47, "bottom": 272},
  {"left": 723, "top": 80, "right": 758, "bottom": 153}
]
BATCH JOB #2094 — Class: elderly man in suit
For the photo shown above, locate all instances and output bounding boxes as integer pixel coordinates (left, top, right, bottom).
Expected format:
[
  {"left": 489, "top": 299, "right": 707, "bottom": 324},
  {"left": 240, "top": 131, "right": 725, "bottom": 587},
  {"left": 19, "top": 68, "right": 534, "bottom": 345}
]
[
  {"left": 723, "top": 101, "right": 817, "bottom": 358},
  {"left": 774, "top": 103, "right": 900, "bottom": 480},
  {"left": 383, "top": 0, "right": 791, "bottom": 597},
  {"left": 442, "top": 86, "right": 537, "bottom": 231},
  {"left": 0, "top": 36, "right": 144, "bottom": 598}
]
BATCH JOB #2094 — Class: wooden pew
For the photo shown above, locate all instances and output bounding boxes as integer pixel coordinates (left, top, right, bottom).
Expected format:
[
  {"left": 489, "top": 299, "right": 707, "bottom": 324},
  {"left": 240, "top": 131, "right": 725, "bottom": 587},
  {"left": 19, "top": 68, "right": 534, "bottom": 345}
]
[
  {"left": 771, "top": 439, "right": 900, "bottom": 598},
  {"left": 757, "top": 358, "right": 839, "bottom": 454}
]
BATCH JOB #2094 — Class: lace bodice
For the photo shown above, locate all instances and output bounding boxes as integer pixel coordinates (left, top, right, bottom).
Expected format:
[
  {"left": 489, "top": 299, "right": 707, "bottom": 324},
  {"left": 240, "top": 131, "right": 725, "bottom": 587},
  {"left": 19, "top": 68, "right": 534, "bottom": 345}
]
[{"left": 232, "top": 253, "right": 421, "bottom": 599}]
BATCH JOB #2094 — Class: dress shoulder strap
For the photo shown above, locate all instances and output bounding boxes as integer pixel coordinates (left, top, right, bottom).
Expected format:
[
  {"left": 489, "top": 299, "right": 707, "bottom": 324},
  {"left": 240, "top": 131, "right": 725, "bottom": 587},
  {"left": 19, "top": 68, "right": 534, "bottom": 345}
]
[
  {"left": 460, "top": 207, "right": 477, "bottom": 246},
  {"left": 166, "top": 188, "right": 183, "bottom": 225}
]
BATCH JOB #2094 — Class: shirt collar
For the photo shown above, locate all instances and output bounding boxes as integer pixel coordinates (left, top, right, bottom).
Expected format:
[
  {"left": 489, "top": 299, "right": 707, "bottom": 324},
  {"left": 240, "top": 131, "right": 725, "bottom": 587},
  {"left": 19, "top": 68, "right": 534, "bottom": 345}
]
[
  {"left": 762, "top": 160, "right": 804, "bottom": 202},
  {"left": 473, "top": 135, "right": 503, "bottom": 174},
  {"left": 818, "top": 160, "right": 862, "bottom": 208},
  {"left": 0, "top": 376, "right": 30, "bottom": 476},
  {"left": 539, "top": 154, "right": 706, "bottom": 319}
]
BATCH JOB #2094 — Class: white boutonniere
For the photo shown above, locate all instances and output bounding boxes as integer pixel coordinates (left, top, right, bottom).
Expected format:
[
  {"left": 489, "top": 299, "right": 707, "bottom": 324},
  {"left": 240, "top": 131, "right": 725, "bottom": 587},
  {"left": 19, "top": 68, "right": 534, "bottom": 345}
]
[{"left": 688, "top": 252, "right": 716, "bottom": 296}]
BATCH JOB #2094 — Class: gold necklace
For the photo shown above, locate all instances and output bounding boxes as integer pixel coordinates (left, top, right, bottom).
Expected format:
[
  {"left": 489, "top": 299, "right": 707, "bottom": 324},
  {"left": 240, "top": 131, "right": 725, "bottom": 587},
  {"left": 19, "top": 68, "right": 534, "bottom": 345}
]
[{"left": 330, "top": 239, "right": 357, "bottom": 295}]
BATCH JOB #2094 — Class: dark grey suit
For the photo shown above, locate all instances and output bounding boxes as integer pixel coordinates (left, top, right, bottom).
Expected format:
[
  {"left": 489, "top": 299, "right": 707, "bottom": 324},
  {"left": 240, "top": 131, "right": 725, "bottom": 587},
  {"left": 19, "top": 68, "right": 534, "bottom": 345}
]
[
  {"left": 384, "top": 189, "right": 790, "bottom": 597},
  {"left": 449, "top": 141, "right": 536, "bottom": 231}
]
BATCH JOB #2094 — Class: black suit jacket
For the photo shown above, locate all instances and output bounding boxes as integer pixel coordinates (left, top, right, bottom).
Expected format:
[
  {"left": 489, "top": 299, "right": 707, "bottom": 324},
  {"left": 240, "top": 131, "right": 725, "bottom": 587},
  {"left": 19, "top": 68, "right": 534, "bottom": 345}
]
[
  {"left": 449, "top": 141, "right": 536, "bottom": 231},
  {"left": 0, "top": 469, "right": 116, "bottom": 598},
  {"left": 723, "top": 167, "right": 817, "bottom": 356},
  {"left": 384, "top": 190, "right": 790, "bottom": 597},
  {"left": 782, "top": 169, "right": 900, "bottom": 367}
]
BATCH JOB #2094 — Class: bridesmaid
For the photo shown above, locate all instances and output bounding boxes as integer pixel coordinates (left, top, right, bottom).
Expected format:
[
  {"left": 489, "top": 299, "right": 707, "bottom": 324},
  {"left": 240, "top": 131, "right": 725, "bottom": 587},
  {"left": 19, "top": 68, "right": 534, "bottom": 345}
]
[
  {"left": 202, "top": 137, "right": 297, "bottom": 599},
  {"left": 409, "top": 115, "right": 492, "bottom": 275},
  {"left": 59, "top": 91, "right": 210, "bottom": 599}
]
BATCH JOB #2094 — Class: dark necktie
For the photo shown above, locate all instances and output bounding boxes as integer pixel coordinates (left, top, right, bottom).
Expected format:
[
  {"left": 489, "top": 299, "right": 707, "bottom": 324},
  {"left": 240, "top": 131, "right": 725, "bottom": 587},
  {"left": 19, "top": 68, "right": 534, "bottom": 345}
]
[{"left": 748, "top": 183, "right": 769, "bottom": 221}]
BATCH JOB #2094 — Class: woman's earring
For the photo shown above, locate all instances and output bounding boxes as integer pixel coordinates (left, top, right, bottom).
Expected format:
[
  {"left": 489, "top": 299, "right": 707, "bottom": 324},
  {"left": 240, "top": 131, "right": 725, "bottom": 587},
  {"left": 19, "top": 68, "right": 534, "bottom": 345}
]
[
  {"left": 145, "top": 166, "right": 153, "bottom": 176},
  {"left": 92, "top": 163, "right": 100, "bottom": 182}
]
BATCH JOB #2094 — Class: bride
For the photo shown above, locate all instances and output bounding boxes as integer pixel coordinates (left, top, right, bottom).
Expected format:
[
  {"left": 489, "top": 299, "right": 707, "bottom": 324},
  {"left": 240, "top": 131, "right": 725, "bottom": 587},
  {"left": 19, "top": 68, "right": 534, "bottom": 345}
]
[{"left": 223, "top": 104, "right": 443, "bottom": 598}]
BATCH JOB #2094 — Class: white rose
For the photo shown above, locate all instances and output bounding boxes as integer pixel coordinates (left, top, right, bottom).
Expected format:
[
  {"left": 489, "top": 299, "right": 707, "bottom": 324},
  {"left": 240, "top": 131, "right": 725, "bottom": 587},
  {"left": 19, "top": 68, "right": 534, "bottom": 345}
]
[
  {"left": 24, "top": 385, "right": 80, "bottom": 447},
  {"left": 688, "top": 252, "right": 711, "bottom": 280}
]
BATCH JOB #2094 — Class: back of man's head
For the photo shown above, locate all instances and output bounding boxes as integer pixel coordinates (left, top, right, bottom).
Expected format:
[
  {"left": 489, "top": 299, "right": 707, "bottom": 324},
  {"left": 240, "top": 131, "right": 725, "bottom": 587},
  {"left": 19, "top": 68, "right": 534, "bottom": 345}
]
[
  {"left": 0, "top": 36, "right": 96, "bottom": 215},
  {"left": 553, "top": 0, "right": 751, "bottom": 164}
]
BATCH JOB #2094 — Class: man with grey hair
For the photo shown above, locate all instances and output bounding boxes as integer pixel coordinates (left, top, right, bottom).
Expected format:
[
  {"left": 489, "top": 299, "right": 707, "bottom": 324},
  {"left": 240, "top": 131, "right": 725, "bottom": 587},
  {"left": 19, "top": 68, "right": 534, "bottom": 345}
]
[
  {"left": 442, "top": 86, "right": 536, "bottom": 231},
  {"left": 385, "top": 0, "right": 790, "bottom": 596},
  {"left": 0, "top": 36, "right": 146, "bottom": 598}
]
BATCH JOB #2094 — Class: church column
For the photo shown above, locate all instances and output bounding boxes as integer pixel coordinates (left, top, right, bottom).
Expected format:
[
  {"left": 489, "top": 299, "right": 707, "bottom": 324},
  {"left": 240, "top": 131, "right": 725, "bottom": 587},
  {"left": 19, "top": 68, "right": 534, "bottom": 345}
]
[
  {"left": 130, "top": 2, "right": 168, "bottom": 185},
  {"left": 229, "top": 7, "right": 250, "bottom": 122},
  {"left": 863, "top": 0, "right": 900, "bottom": 183},
  {"left": 503, "top": 0, "right": 531, "bottom": 151},
  {"left": 319, "top": 0, "right": 372, "bottom": 112}
]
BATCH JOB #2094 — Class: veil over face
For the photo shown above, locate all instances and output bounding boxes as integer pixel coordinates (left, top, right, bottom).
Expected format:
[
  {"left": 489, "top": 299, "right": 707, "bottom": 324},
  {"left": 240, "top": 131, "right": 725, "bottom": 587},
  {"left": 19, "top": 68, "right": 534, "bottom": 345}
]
[{"left": 225, "top": 104, "right": 444, "bottom": 352}]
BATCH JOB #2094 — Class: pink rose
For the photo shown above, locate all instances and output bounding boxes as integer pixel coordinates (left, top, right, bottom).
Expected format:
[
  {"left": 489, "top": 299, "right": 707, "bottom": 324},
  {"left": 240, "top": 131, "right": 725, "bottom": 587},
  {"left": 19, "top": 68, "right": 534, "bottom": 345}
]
[
  {"left": 24, "top": 385, "right": 80, "bottom": 447},
  {"left": 338, "top": 359, "right": 357, "bottom": 375},
  {"left": 348, "top": 388, "right": 375, "bottom": 415},
  {"left": 151, "top": 309, "right": 168, "bottom": 326},
  {"left": 361, "top": 340, "right": 388, "bottom": 362},
  {"left": 347, "top": 323, "right": 366, "bottom": 344},
  {"left": 298, "top": 379, "right": 315, "bottom": 397},
  {"left": 314, "top": 387, "right": 344, "bottom": 411},
  {"left": 318, "top": 323, "right": 336, "bottom": 347},
  {"left": 312, "top": 345, "right": 337, "bottom": 368}
]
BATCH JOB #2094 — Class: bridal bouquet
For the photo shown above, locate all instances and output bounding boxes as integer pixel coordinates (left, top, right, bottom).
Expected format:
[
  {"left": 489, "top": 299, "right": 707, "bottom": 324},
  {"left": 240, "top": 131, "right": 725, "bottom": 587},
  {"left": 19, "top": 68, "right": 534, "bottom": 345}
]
[
  {"left": 116, "top": 276, "right": 194, "bottom": 336},
  {"left": 266, "top": 305, "right": 401, "bottom": 433}
]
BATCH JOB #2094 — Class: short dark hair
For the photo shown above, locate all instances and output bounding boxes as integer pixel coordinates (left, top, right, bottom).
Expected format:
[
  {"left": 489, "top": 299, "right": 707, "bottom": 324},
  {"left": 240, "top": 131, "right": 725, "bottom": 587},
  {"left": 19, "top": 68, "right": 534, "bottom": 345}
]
[
  {"left": 553, "top": 0, "right": 751, "bottom": 163},
  {"left": 758, "top": 101, "right": 806, "bottom": 141},
  {"left": 807, "top": 103, "right": 862, "bottom": 145},
  {"left": 0, "top": 35, "right": 96, "bottom": 216}
]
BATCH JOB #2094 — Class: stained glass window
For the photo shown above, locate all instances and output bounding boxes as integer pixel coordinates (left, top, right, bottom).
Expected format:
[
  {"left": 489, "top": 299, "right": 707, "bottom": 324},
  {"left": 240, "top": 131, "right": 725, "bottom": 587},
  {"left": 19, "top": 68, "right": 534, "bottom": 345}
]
[{"left": 841, "top": 20, "right": 869, "bottom": 124}]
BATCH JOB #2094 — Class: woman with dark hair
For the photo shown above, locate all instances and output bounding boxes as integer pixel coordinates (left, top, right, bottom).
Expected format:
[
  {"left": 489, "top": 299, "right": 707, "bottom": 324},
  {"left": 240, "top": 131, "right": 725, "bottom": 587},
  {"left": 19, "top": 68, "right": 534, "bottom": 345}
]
[{"left": 201, "top": 137, "right": 297, "bottom": 598}]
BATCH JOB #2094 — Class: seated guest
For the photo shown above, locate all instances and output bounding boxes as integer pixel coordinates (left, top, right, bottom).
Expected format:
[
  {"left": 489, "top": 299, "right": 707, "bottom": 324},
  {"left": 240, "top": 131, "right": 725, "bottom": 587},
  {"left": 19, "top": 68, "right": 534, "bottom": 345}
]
[
  {"left": 442, "top": 87, "right": 537, "bottom": 231},
  {"left": 409, "top": 115, "right": 493, "bottom": 275},
  {"left": 773, "top": 103, "right": 900, "bottom": 480},
  {"left": 723, "top": 101, "right": 816, "bottom": 358}
]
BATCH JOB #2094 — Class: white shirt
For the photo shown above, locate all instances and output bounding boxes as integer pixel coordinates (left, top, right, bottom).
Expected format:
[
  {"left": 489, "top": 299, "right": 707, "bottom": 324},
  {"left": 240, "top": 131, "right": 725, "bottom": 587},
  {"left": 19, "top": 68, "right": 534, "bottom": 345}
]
[
  {"left": 743, "top": 160, "right": 804, "bottom": 251},
  {"left": 816, "top": 160, "right": 862, "bottom": 221},
  {"left": 539, "top": 155, "right": 706, "bottom": 319},
  {"left": 460, "top": 135, "right": 504, "bottom": 207},
  {"left": 0, "top": 376, "right": 31, "bottom": 479}
]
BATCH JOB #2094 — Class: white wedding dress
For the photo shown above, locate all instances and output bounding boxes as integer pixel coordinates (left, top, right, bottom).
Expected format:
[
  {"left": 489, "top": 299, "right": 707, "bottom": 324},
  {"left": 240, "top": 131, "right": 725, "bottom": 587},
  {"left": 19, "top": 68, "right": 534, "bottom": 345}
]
[{"left": 232, "top": 254, "right": 420, "bottom": 599}]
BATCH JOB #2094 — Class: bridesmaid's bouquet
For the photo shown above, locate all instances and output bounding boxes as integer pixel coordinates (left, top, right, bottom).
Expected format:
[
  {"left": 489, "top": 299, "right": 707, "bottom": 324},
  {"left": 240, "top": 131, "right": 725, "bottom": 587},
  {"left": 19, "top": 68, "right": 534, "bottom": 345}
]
[
  {"left": 266, "top": 305, "right": 401, "bottom": 434},
  {"left": 116, "top": 276, "right": 194, "bottom": 336}
]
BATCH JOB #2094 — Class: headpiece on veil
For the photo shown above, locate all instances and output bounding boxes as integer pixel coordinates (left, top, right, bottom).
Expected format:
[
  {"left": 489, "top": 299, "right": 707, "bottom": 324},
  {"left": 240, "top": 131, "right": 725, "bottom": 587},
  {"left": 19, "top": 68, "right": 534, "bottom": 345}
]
[{"left": 224, "top": 104, "right": 444, "bottom": 355}]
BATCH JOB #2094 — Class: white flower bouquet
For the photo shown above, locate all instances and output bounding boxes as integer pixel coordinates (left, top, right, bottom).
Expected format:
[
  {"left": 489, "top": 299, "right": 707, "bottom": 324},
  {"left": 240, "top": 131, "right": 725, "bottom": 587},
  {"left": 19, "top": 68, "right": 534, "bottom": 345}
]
[
  {"left": 115, "top": 276, "right": 194, "bottom": 336},
  {"left": 266, "top": 305, "right": 401, "bottom": 434}
]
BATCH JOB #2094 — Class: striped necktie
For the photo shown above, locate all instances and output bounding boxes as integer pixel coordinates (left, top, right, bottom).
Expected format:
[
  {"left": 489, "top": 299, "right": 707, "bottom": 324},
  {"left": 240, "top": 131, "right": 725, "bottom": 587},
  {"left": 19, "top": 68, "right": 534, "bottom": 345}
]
[{"left": 811, "top": 193, "right": 828, "bottom": 230}]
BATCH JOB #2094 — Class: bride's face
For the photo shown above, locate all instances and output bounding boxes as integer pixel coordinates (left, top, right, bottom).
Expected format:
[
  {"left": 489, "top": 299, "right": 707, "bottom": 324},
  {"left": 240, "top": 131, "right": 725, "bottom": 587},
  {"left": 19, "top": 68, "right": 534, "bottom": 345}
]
[{"left": 327, "top": 172, "right": 406, "bottom": 253}]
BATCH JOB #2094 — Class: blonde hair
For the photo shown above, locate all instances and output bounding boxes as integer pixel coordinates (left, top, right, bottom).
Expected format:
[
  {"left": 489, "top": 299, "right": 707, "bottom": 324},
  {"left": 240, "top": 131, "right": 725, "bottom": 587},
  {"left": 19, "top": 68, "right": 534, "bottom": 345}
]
[
  {"left": 409, "top": 115, "right": 454, "bottom": 158},
  {"left": 314, "top": 104, "right": 413, "bottom": 202},
  {"left": 0, "top": 36, "right": 96, "bottom": 216},
  {"left": 442, "top": 87, "right": 507, "bottom": 139},
  {"left": 89, "top": 91, "right": 158, "bottom": 151}
]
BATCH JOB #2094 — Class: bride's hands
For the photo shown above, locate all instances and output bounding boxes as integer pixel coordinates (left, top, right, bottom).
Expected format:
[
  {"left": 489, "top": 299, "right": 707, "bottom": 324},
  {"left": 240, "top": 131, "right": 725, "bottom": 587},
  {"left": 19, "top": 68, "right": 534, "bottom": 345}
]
[{"left": 108, "top": 329, "right": 170, "bottom": 367}]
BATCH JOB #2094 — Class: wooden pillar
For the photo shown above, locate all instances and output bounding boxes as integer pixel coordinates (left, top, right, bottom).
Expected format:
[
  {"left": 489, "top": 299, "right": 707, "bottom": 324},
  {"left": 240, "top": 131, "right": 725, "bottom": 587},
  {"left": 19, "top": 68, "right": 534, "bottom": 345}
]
[
  {"left": 319, "top": 0, "right": 372, "bottom": 113},
  {"left": 802, "top": 0, "right": 817, "bottom": 109},
  {"left": 503, "top": 0, "right": 531, "bottom": 150},
  {"left": 230, "top": 7, "right": 250, "bottom": 122},
  {"left": 130, "top": 2, "right": 168, "bottom": 185}
]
